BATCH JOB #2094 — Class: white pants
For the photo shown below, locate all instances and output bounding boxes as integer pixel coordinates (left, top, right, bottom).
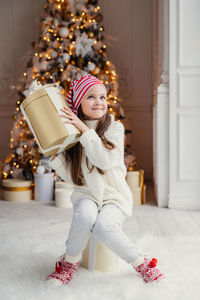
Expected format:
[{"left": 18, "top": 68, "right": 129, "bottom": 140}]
[{"left": 65, "top": 198, "right": 144, "bottom": 265}]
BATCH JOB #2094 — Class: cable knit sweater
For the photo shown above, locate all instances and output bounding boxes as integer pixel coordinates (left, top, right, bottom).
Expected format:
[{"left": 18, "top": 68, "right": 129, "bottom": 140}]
[{"left": 48, "top": 114, "right": 133, "bottom": 217}]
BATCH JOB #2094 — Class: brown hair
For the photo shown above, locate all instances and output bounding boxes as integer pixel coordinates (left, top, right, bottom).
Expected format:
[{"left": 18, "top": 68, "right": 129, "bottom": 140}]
[{"left": 64, "top": 105, "right": 116, "bottom": 186}]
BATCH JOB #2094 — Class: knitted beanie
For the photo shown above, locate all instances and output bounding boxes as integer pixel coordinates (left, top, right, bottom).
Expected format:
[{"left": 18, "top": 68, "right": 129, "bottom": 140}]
[{"left": 66, "top": 75, "right": 106, "bottom": 115}]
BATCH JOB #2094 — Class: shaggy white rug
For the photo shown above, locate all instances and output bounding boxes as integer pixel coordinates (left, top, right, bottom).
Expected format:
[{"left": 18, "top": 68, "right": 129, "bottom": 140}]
[{"left": 0, "top": 201, "right": 200, "bottom": 300}]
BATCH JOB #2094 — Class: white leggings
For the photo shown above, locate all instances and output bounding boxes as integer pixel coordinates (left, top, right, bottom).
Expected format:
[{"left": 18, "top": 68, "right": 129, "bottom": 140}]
[{"left": 65, "top": 198, "right": 143, "bottom": 265}]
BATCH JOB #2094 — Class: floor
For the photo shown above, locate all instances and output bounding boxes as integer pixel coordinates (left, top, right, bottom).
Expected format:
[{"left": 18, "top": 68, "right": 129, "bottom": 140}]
[{"left": 0, "top": 181, "right": 200, "bottom": 300}]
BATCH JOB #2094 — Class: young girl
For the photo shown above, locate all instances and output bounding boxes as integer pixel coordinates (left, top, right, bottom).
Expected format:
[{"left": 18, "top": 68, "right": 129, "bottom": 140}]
[{"left": 46, "top": 73, "right": 167, "bottom": 285}]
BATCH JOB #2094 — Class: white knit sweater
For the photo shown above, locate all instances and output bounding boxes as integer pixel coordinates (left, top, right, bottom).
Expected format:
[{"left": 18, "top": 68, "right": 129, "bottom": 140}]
[{"left": 48, "top": 114, "right": 133, "bottom": 217}]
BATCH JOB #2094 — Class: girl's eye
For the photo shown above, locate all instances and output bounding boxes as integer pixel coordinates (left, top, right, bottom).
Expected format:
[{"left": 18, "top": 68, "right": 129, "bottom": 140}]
[{"left": 87, "top": 95, "right": 106, "bottom": 100}]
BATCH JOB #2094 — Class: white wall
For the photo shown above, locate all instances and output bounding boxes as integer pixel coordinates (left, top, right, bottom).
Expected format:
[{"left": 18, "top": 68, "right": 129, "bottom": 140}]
[
  {"left": 0, "top": 0, "right": 45, "bottom": 160},
  {"left": 0, "top": 0, "right": 154, "bottom": 181},
  {"left": 99, "top": 0, "right": 153, "bottom": 180}
]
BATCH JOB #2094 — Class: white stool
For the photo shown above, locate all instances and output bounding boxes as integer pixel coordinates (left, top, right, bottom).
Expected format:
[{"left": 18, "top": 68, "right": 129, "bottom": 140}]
[{"left": 81, "top": 233, "right": 118, "bottom": 272}]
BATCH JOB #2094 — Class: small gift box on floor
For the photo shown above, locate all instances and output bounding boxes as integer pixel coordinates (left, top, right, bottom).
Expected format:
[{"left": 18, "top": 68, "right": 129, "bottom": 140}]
[
  {"left": 126, "top": 170, "right": 146, "bottom": 205},
  {"left": 20, "top": 80, "right": 81, "bottom": 156},
  {"left": 2, "top": 179, "right": 33, "bottom": 202},
  {"left": 55, "top": 181, "right": 74, "bottom": 208},
  {"left": 81, "top": 234, "right": 118, "bottom": 272}
]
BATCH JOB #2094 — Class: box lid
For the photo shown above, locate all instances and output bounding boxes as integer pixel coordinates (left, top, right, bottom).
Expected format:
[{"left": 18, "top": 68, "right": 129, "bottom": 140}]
[
  {"left": 21, "top": 85, "right": 64, "bottom": 110},
  {"left": 2, "top": 179, "right": 32, "bottom": 187}
]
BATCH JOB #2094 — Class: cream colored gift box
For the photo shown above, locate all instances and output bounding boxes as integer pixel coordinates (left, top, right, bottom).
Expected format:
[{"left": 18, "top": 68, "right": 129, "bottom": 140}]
[
  {"left": 2, "top": 179, "right": 33, "bottom": 202},
  {"left": 55, "top": 181, "right": 74, "bottom": 208},
  {"left": 81, "top": 234, "right": 118, "bottom": 272},
  {"left": 20, "top": 81, "right": 81, "bottom": 156},
  {"left": 126, "top": 170, "right": 146, "bottom": 205}
]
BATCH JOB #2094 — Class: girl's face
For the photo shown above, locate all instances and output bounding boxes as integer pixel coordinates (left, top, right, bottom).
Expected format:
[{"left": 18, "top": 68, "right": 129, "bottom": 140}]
[{"left": 80, "top": 84, "right": 108, "bottom": 120}]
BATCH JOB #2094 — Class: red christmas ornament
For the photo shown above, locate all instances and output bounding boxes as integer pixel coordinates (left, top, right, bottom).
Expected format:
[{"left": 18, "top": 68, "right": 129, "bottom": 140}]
[
  {"left": 55, "top": 262, "right": 62, "bottom": 273},
  {"left": 149, "top": 257, "right": 158, "bottom": 268}
]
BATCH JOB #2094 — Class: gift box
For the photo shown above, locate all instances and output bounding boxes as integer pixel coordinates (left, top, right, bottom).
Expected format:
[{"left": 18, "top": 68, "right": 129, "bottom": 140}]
[
  {"left": 20, "top": 81, "right": 81, "bottom": 156},
  {"left": 55, "top": 182, "right": 74, "bottom": 208},
  {"left": 126, "top": 171, "right": 140, "bottom": 189},
  {"left": 81, "top": 234, "right": 118, "bottom": 272},
  {"left": 2, "top": 179, "right": 33, "bottom": 202},
  {"left": 126, "top": 170, "right": 146, "bottom": 205},
  {"left": 131, "top": 187, "right": 141, "bottom": 206}
]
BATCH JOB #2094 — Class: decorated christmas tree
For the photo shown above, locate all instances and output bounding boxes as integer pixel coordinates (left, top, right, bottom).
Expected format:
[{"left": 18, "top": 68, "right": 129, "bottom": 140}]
[{"left": 2, "top": 0, "right": 135, "bottom": 182}]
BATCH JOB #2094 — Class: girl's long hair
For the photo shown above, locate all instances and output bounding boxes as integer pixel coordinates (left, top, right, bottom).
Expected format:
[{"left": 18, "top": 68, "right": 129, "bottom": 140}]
[{"left": 64, "top": 105, "right": 116, "bottom": 186}]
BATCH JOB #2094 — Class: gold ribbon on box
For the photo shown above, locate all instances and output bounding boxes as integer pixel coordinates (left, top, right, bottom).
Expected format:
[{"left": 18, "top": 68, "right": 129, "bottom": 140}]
[
  {"left": 127, "top": 161, "right": 145, "bottom": 205},
  {"left": 3, "top": 186, "right": 32, "bottom": 192},
  {"left": 139, "top": 169, "right": 144, "bottom": 204}
]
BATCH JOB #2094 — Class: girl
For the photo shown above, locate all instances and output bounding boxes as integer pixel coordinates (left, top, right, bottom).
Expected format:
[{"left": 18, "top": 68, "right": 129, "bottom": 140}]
[{"left": 46, "top": 73, "right": 167, "bottom": 285}]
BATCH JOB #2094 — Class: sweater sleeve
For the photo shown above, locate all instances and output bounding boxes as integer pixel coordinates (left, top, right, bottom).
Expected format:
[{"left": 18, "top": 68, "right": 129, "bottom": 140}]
[
  {"left": 48, "top": 153, "right": 73, "bottom": 185},
  {"left": 79, "top": 121, "right": 125, "bottom": 170}
]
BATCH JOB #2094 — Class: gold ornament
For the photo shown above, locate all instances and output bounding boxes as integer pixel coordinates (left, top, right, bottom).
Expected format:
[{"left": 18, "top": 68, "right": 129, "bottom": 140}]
[
  {"left": 88, "top": 32, "right": 94, "bottom": 38},
  {"left": 139, "top": 169, "right": 144, "bottom": 204},
  {"left": 93, "top": 67, "right": 100, "bottom": 75}
]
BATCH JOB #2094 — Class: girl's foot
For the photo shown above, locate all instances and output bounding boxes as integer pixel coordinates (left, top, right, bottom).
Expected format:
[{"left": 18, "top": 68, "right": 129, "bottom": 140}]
[
  {"left": 46, "top": 254, "right": 79, "bottom": 285},
  {"left": 132, "top": 255, "right": 168, "bottom": 284}
]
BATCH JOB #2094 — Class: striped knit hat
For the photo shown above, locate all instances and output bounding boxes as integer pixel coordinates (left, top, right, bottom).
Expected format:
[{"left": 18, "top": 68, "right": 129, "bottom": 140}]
[{"left": 66, "top": 75, "right": 106, "bottom": 115}]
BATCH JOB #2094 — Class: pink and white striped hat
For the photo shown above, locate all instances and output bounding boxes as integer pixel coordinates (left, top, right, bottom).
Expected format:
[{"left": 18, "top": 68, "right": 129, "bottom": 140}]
[{"left": 66, "top": 75, "right": 106, "bottom": 115}]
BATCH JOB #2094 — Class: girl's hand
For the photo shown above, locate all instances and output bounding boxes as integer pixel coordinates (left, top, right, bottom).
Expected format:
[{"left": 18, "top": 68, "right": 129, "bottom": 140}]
[
  {"left": 59, "top": 106, "right": 89, "bottom": 133},
  {"left": 50, "top": 155, "right": 56, "bottom": 161}
]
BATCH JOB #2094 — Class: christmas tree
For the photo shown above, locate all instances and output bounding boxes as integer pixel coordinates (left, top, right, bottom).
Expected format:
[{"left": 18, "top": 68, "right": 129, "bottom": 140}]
[{"left": 2, "top": 0, "right": 135, "bottom": 182}]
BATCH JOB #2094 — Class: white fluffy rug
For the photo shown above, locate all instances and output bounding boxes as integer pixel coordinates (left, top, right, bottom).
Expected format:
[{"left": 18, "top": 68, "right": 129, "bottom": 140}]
[{"left": 0, "top": 201, "right": 200, "bottom": 300}]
